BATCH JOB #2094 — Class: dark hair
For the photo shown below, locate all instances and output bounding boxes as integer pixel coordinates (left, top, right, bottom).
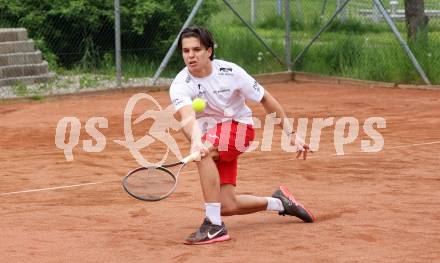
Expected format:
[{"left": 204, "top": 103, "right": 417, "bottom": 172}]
[{"left": 178, "top": 26, "right": 215, "bottom": 60}]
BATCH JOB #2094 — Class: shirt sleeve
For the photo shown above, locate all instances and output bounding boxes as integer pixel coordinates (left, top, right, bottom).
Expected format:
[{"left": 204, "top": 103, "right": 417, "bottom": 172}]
[
  {"left": 169, "top": 81, "right": 193, "bottom": 111},
  {"left": 234, "top": 64, "right": 265, "bottom": 102}
]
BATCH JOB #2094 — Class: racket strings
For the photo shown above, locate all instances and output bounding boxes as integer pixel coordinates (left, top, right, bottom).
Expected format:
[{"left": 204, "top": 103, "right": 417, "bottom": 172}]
[{"left": 123, "top": 167, "right": 177, "bottom": 200}]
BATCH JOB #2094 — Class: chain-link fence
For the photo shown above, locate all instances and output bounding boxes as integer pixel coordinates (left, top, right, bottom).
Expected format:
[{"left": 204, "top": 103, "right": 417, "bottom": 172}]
[
  {"left": 0, "top": 0, "right": 439, "bottom": 97},
  {"left": 293, "top": 0, "right": 440, "bottom": 84},
  {"left": 125, "top": 0, "right": 440, "bottom": 85}
]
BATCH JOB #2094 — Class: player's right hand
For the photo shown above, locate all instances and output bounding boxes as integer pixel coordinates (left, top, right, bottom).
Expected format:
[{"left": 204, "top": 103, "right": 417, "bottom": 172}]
[{"left": 190, "top": 143, "right": 210, "bottom": 161}]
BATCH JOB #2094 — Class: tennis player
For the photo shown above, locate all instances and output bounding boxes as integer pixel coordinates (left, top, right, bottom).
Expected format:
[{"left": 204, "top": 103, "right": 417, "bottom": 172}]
[{"left": 170, "top": 26, "right": 315, "bottom": 245}]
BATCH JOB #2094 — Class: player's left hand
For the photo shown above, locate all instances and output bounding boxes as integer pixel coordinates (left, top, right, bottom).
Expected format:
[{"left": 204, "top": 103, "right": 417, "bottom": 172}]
[{"left": 293, "top": 135, "right": 312, "bottom": 160}]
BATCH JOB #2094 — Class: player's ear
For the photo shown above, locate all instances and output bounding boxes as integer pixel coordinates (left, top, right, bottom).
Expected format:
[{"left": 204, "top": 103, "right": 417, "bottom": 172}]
[{"left": 207, "top": 47, "right": 213, "bottom": 58}]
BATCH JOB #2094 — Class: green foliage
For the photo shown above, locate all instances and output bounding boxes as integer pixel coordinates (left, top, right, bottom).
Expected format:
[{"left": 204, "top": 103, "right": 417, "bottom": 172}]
[
  {"left": 11, "top": 81, "right": 28, "bottom": 96},
  {"left": 309, "top": 14, "right": 323, "bottom": 31},
  {"left": 256, "top": 14, "right": 285, "bottom": 29},
  {"left": 33, "top": 39, "right": 58, "bottom": 70},
  {"left": 327, "top": 19, "right": 387, "bottom": 34},
  {"left": 328, "top": 35, "right": 364, "bottom": 73},
  {"left": 0, "top": 0, "right": 219, "bottom": 68},
  {"left": 212, "top": 27, "right": 284, "bottom": 74},
  {"left": 31, "top": 95, "right": 44, "bottom": 101}
]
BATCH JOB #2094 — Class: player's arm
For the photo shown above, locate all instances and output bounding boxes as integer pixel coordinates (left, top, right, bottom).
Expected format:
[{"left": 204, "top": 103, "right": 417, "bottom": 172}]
[
  {"left": 260, "top": 90, "right": 310, "bottom": 159},
  {"left": 176, "top": 105, "right": 209, "bottom": 157},
  {"left": 260, "top": 90, "right": 292, "bottom": 134},
  {"left": 232, "top": 61, "right": 309, "bottom": 159}
]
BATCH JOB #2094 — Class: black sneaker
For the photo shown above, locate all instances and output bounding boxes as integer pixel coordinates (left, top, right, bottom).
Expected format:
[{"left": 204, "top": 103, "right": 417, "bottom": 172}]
[
  {"left": 272, "top": 186, "right": 315, "bottom": 223},
  {"left": 184, "top": 217, "right": 231, "bottom": 245}
]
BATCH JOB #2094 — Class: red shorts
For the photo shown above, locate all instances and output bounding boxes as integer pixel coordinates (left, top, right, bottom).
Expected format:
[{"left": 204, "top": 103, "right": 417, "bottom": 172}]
[{"left": 201, "top": 120, "right": 255, "bottom": 186}]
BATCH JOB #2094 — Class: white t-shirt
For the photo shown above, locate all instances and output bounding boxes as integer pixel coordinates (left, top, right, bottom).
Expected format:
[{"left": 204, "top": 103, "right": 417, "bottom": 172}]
[{"left": 170, "top": 59, "right": 265, "bottom": 132}]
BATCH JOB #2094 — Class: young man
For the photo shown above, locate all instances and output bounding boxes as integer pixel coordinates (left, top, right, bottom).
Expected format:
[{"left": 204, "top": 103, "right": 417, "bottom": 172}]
[{"left": 170, "top": 26, "right": 315, "bottom": 245}]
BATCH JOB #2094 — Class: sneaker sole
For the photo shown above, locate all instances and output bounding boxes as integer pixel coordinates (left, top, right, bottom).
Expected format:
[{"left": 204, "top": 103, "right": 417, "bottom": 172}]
[
  {"left": 184, "top": 234, "right": 231, "bottom": 245},
  {"left": 280, "top": 186, "right": 316, "bottom": 222}
]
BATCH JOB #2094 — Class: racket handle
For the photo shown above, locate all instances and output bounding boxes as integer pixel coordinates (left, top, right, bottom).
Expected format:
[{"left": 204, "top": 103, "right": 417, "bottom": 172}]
[{"left": 182, "top": 151, "right": 201, "bottom": 164}]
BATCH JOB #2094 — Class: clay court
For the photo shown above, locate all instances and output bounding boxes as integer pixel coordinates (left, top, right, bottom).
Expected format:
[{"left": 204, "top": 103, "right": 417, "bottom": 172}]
[{"left": 1, "top": 80, "right": 439, "bottom": 262}]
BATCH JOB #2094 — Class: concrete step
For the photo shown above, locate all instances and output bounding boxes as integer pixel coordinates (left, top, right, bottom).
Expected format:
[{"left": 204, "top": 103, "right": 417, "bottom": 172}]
[
  {"left": 0, "top": 61, "right": 49, "bottom": 79},
  {"left": 0, "top": 51, "right": 43, "bottom": 66},
  {"left": 0, "top": 40, "right": 35, "bottom": 55},
  {"left": 0, "top": 28, "right": 28, "bottom": 42},
  {"left": 0, "top": 72, "right": 55, "bottom": 87}
]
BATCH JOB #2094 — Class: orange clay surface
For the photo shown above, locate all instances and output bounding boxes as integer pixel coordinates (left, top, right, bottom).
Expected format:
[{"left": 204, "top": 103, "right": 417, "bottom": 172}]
[{"left": 1, "top": 81, "right": 439, "bottom": 262}]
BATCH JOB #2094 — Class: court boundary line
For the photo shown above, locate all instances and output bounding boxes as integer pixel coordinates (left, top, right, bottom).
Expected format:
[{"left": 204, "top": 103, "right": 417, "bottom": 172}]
[
  {"left": 0, "top": 181, "right": 111, "bottom": 196},
  {"left": 1, "top": 140, "right": 439, "bottom": 196}
]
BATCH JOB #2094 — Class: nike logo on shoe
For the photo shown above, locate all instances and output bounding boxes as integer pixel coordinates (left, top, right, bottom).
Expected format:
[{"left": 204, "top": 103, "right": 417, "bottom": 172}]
[{"left": 207, "top": 228, "right": 224, "bottom": 239}]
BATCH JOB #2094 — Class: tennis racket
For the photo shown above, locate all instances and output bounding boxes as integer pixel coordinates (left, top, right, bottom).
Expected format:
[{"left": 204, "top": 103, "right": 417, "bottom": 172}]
[{"left": 122, "top": 151, "right": 200, "bottom": 201}]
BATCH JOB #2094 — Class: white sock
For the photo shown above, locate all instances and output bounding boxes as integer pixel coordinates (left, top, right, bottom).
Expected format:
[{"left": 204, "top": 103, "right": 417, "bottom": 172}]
[
  {"left": 205, "top": 203, "right": 222, "bottom": 226},
  {"left": 266, "top": 197, "right": 284, "bottom": 212}
]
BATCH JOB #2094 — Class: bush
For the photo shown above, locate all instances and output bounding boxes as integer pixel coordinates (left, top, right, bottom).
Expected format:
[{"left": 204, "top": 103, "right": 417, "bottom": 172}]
[
  {"left": 0, "top": 0, "right": 219, "bottom": 68},
  {"left": 327, "top": 19, "right": 387, "bottom": 34}
]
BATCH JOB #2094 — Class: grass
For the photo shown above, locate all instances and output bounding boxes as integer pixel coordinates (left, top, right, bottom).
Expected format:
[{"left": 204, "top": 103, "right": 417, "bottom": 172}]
[
  {"left": 204, "top": 0, "right": 440, "bottom": 84},
  {"left": 293, "top": 33, "right": 440, "bottom": 84},
  {"left": 33, "top": 0, "right": 440, "bottom": 85},
  {"left": 211, "top": 26, "right": 285, "bottom": 74}
]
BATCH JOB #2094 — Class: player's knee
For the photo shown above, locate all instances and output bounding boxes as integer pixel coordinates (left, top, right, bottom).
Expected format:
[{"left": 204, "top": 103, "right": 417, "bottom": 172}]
[
  {"left": 221, "top": 207, "right": 235, "bottom": 216},
  {"left": 221, "top": 201, "right": 238, "bottom": 216}
]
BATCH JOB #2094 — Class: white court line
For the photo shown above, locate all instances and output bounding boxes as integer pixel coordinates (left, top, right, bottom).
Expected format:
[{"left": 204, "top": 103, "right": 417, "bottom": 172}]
[
  {"left": 1, "top": 140, "right": 439, "bottom": 196},
  {"left": 386, "top": 140, "right": 440, "bottom": 149},
  {"left": 0, "top": 181, "right": 111, "bottom": 196},
  {"left": 284, "top": 140, "right": 440, "bottom": 161},
  {"left": 328, "top": 140, "right": 440, "bottom": 157}
]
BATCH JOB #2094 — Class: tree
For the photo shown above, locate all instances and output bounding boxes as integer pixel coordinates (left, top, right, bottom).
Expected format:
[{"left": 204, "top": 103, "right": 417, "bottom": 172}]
[
  {"left": 0, "top": 0, "right": 219, "bottom": 68},
  {"left": 404, "top": 0, "right": 429, "bottom": 41}
]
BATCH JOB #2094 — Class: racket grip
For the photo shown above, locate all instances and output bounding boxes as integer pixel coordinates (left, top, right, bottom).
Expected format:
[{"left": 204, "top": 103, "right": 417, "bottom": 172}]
[{"left": 182, "top": 151, "right": 201, "bottom": 164}]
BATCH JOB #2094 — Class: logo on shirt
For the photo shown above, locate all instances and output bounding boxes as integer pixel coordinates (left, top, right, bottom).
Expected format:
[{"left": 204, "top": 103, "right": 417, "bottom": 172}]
[
  {"left": 219, "top": 67, "right": 233, "bottom": 76},
  {"left": 252, "top": 80, "right": 260, "bottom": 93},
  {"left": 185, "top": 75, "right": 191, "bottom": 83},
  {"left": 213, "top": 88, "right": 231, "bottom": 95},
  {"left": 197, "top": 84, "right": 207, "bottom": 97},
  {"left": 172, "top": 98, "right": 184, "bottom": 106}
]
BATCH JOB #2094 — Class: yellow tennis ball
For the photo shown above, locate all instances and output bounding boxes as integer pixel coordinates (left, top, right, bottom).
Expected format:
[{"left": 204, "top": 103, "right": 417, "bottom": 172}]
[{"left": 192, "top": 98, "right": 206, "bottom": 113}]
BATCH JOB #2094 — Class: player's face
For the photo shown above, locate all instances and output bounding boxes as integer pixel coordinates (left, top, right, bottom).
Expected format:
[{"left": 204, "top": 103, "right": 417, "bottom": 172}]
[{"left": 181, "top": 37, "right": 212, "bottom": 78}]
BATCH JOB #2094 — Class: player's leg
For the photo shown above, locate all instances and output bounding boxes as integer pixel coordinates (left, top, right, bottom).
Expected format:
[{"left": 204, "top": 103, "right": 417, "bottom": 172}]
[
  {"left": 195, "top": 153, "right": 220, "bottom": 203},
  {"left": 271, "top": 186, "right": 316, "bottom": 223},
  {"left": 185, "top": 149, "right": 231, "bottom": 245},
  {"left": 216, "top": 157, "right": 314, "bottom": 222},
  {"left": 220, "top": 183, "right": 315, "bottom": 223},
  {"left": 217, "top": 159, "right": 283, "bottom": 215},
  {"left": 220, "top": 184, "right": 267, "bottom": 216}
]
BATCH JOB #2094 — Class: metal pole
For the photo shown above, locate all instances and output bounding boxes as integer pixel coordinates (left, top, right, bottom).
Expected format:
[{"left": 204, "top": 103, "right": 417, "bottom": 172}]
[
  {"left": 296, "top": 0, "right": 304, "bottom": 23},
  {"left": 372, "top": 2, "right": 381, "bottom": 22},
  {"left": 114, "top": 0, "right": 122, "bottom": 87},
  {"left": 372, "top": 0, "right": 431, "bottom": 85},
  {"left": 337, "top": 0, "right": 347, "bottom": 22},
  {"left": 337, "top": 0, "right": 348, "bottom": 22},
  {"left": 277, "top": 0, "right": 282, "bottom": 16},
  {"left": 285, "top": 0, "right": 292, "bottom": 71},
  {"left": 293, "top": 0, "right": 352, "bottom": 68},
  {"left": 223, "top": 0, "right": 284, "bottom": 66},
  {"left": 151, "top": 0, "right": 205, "bottom": 85},
  {"left": 251, "top": 0, "right": 256, "bottom": 24},
  {"left": 321, "top": 0, "right": 329, "bottom": 18}
]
